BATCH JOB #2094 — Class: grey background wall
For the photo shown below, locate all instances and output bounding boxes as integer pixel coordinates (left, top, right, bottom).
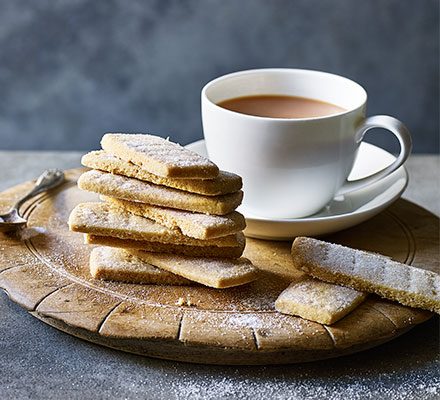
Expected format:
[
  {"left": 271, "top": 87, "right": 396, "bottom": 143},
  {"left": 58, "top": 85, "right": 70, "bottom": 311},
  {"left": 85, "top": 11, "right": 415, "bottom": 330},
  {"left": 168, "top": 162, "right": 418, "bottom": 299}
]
[{"left": 0, "top": 0, "right": 438, "bottom": 153}]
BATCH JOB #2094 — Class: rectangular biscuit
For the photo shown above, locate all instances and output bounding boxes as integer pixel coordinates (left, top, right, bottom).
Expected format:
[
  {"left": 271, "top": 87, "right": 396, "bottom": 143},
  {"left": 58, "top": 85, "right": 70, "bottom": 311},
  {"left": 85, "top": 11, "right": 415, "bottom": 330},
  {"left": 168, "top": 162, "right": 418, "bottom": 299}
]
[
  {"left": 131, "top": 251, "right": 259, "bottom": 289},
  {"left": 78, "top": 170, "right": 243, "bottom": 215},
  {"left": 291, "top": 237, "right": 440, "bottom": 314},
  {"left": 82, "top": 150, "right": 242, "bottom": 196},
  {"left": 68, "top": 202, "right": 243, "bottom": 248},
  {"left": 275, "top": 277, "right": 367, "bottom": 325},
  {"left": 90, "top": 247, "right": 191, "bottom": 285},
  {"left": 85, "top": 234, "right": 245, "bottom": 258},
  {"left": 101, "top": 133, "right": 219, "bottom": 179},
  {"left": 102, "top": 196, "right": 246, "bottom": 240}
]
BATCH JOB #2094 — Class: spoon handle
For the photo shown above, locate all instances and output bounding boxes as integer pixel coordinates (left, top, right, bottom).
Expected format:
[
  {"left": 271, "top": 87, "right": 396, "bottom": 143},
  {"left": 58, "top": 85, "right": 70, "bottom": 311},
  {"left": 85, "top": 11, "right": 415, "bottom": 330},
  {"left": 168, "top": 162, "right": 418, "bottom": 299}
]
[{"left": 13, "top": 169, "right": 65, "bottom": 211}]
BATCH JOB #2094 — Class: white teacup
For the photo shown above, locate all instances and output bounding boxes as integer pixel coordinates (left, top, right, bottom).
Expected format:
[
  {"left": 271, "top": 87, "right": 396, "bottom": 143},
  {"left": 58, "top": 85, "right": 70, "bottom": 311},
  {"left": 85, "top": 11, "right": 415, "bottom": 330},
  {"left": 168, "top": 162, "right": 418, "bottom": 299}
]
[{"left": 201, "top": 68, "right": 411, "bottom": 219}]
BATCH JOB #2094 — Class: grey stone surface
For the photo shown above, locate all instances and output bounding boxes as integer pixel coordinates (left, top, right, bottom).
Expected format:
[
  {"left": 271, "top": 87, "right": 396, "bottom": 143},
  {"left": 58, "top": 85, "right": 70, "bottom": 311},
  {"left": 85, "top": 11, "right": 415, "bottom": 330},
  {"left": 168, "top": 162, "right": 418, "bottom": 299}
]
[
  {"left": 0, "top": 0, "right": 438, "bottom": 153},
  {"left": 404, "top": 155, "right": 440, "bottom": 217},
  {"left": 0, "top": 152, "right": 439, "bottom": 399}
]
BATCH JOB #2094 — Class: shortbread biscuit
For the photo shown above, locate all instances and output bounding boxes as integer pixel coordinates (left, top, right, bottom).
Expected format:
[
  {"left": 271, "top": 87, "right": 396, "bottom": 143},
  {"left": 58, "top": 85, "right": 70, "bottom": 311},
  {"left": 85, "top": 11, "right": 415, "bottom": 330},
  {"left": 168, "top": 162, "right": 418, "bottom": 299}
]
[
  {"left": 82, "top": 151, "right": 242, "bottom": 196},
  {"left": 275, "top": 277, "right": 367, "bottom": 325},
  {"left": 291, "top": 237, "right": 440, "bottom": 314},
  {"left": 101, "top": 133, "right": 219, "bottom": 179},
  {"left": 131, "top": 251, "right": 258, "bottom": 289},
  {"left": 68, "top": 202, "right": 243, "bottom": 248},
  {"left": 78, "top": 170, "right": 243, "bottom": 215},
  {"left": 102, "top": 196, "right": 246, "bottom": 240},
  {"left": 90, "top": 247, "right": 191, "bottom": 285},
  {"left": 85, "top": 234, "right": 245, "bottom": 258}
]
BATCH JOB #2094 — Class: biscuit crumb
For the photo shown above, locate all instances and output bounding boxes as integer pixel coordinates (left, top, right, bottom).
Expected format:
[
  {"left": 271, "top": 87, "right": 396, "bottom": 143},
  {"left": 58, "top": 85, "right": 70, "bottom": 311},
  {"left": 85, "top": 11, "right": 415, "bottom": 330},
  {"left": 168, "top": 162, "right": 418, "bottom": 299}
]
[
  {"left": 175, "top": 297, "right": 194, "bottom": 306},
  {"left": 175, "top": 297, "right": 185, "bottom": 306}
]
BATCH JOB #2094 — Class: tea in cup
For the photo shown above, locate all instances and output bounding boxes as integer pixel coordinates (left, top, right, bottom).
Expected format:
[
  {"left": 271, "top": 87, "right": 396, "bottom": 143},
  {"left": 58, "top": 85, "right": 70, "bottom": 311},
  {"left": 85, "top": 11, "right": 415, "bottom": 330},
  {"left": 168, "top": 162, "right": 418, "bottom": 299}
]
[{"left": 202, "top": 68, "right": 411, "bottom": 219}]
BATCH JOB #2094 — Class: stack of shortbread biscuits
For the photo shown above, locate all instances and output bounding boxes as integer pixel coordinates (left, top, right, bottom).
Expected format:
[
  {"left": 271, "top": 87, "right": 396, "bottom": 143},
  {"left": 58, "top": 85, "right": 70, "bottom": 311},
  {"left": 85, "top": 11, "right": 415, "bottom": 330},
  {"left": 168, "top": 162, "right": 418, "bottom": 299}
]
[{"left": 68, "top": 133, "right": 258, "bottom": 289}]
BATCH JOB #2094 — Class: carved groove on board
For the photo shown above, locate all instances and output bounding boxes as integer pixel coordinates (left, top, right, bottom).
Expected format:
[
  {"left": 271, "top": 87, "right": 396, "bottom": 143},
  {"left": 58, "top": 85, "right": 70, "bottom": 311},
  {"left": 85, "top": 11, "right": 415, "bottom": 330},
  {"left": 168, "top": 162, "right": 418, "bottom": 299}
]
[
  {"left": 0, "top": 264, "right": 25, "bottom": 276},
  {"left": 24, "top": 238, "right": 133, "bottom": 305},
  {"left": 33, "top": 282, "right": 76, "bottom": 312},
  {"left": 97, "top": 301, "right": 123, "bottom": 334},
  {"left": 251, "top": 329, "right": 259, "bottom": 350},
  {"left": 368, "top": 303, "right": 399, "bottom": 329},
  {"left": 386, "top": 210, "right": 417, "bottom": 265},
  {"left": 21, "top": 194, "right": 51, "bottom": 219},
  {"left": 322, "top": 325, "right": 337, "bottom": 347},
  {"left": 0, "top": 287, "right": 10, "bottom": 300},
  {"left": 21, "top": 181, "right": 76, "bottom": 219},
  {"left": 25, "top": 229, "right": 307, "bottom": 315},
  {"left": 177, "top": 313, "right": 184, "bottom": 342},
  {"left": 23, "top": 203, "right": 40, "bottom": 221},
  {"left": 26, "top": 233, "right": 202, "bottom": 309}
]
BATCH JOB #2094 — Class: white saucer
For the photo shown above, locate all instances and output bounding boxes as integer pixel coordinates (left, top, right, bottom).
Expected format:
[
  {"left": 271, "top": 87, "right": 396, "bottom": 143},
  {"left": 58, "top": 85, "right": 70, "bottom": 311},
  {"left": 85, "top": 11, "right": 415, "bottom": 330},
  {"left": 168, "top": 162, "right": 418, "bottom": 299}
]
[{"left": 186, "top": 140, "right": 408, "bottom": 240}]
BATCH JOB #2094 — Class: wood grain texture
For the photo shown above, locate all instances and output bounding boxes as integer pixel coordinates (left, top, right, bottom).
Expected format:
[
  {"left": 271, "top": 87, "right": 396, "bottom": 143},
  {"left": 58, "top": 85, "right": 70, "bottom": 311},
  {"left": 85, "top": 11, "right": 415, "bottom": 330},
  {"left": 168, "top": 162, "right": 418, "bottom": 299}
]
[{"left": 0, "top": 168, "right": 437, "bottom": 365}]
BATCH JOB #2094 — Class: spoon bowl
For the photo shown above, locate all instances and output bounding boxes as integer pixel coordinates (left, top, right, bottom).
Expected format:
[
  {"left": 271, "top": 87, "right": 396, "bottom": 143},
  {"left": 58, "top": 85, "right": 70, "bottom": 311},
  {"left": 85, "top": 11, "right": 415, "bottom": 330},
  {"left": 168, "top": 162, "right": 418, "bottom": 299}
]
[
  {"left": 0, "top": 169, "right": 65, "bottom": 233},
  {"left": 0, "top": 209, "right": 28, "bottom": 232}
]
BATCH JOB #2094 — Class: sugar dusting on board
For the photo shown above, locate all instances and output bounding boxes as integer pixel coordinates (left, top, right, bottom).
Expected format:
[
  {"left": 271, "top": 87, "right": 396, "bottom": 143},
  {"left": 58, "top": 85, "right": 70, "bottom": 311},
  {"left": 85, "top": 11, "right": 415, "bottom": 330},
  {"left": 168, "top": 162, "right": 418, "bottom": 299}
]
[
  {"left": 1, "top": 165, "right": 437, "bottom": 396},
  {"left": 16, "top": 226, "right": 46, "bottom": 240}
]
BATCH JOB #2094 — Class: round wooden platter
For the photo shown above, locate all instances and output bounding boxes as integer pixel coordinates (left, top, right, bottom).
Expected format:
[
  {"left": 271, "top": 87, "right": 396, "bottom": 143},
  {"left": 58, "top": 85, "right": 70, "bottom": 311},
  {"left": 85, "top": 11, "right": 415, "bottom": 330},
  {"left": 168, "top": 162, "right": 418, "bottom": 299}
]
[{"left": 0, "top": 169, "right": 437, "bottom": 365}]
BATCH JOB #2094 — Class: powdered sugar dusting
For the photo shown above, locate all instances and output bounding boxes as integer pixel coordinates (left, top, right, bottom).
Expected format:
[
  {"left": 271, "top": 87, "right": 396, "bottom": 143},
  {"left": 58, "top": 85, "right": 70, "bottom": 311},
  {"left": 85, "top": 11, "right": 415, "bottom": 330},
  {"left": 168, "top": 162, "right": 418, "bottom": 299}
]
[
  {"left": 224, "top": 313, "right": 266, "bottom": 329},
  {"left": 118, "top": 359, "right": 440, "bottom": 400},
  {"left": 104, "top": 196, "right": 246, "bottom": 239},
  {"left": 293, "top": 237, "right": 440, "bottom": 313},
  {"left": 134, "top": 252, "right": 258, "bottom": 288},
  {"left": 81, "top": 150, "right": 242, "bottom": 196},
  {"left": 16, "top": 226, "right": 47, "bottom": 240},
  {"left": 101, "top": 133, "right": 219, "bottom": 178},
  {"left": 104, "top": 133, "right": 216, "bottom": 168},
  {"left": 68, "top": 202, "right": 241, "bottom": 247},
  {"left": 163, "top": 374, "right": 440, "bottom": 400},
  {"left": 78, "top": 169, "right": 243, "bottom": 215}
]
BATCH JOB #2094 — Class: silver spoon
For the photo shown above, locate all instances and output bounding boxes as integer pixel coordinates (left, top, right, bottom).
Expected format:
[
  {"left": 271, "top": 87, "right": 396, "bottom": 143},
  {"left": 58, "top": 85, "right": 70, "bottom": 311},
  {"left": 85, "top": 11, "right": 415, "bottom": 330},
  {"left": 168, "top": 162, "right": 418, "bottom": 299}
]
[{"left": 0, "top": 169, "right": 65, "bottom": 232}]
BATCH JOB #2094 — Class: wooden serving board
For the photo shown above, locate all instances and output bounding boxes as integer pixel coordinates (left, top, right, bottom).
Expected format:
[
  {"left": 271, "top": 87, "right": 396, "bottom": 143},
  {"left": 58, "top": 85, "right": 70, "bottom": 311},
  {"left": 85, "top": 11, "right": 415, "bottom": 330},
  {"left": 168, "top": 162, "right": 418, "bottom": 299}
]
[{"left": 0, "top": 169, "right": 438, "bottom": 365}]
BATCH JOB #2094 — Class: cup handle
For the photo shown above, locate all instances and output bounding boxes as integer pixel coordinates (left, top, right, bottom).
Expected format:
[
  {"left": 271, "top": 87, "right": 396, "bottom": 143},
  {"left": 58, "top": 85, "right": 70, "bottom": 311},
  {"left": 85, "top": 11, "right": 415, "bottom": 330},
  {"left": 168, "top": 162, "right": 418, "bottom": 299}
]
[{"left": 337, "top": 115, "right": 412, "bottom": 196}]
